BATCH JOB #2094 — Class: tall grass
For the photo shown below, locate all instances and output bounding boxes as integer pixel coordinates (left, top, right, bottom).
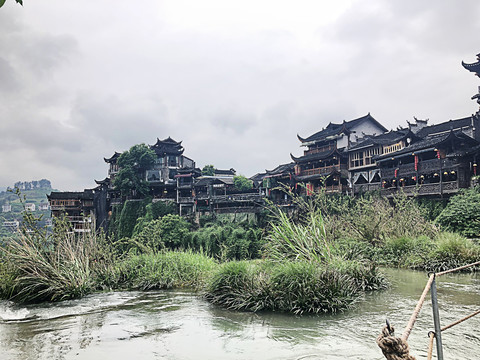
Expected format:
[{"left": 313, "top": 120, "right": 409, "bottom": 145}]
[
  {"left": 204, "top": 260, "right": 366, "bottom": 314},
  {"left": 266, "top": 208, "right": 331, "bottom": 263},
  {"left": 107, "top": 251, "right": 217, "bottom": 291},
  {"left": 0, "top": 228, "right": 109, "bottom": 303}
]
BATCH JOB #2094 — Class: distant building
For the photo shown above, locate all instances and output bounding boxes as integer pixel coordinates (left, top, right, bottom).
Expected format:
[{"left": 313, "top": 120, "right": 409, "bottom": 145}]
[
  {"left": 38, "top": 203, "right": 50, "bottom": 211},
  {"left": 2, "top": 220, "right": 19, "bottom": 232},
  {"left": 2, "top": 204, "right": 11, "bottom": 213},
  {"left": 25, "top": 203, "right": 36, "bottom": 212}
]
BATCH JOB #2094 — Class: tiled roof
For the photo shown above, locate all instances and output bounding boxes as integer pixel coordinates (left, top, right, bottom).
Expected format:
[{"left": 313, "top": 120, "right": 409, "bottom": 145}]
[
  {"left": 349, "top": 129, "right": 413, "bottom": 151},
  {"left": 375, "top": 131, "right": 478, "bottom": 160},
  {"left": 291, "top": 148, "right": 342, "bottom": 162},
  {"left": 266, "top": 163, "right": 295, "bottom": 176},
  {"left": 298, "top": 113, "right": 387, "bottom": 143},
  {"left": 416, "top": 116, "right": 474, "bottom": 138}
]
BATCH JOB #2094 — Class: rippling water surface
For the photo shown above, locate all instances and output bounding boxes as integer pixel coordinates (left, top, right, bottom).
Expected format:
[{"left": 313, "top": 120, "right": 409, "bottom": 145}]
[{"left": 0, "top": 269, "right": 478, "bottom": 360}]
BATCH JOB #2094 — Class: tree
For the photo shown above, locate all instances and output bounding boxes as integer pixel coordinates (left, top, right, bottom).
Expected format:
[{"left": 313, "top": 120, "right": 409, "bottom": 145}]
[
  {"left": 0, "top": 0, "right": 23, "bottom": 8},
  {"left": 113, "top": 144, "right": 156, "bottom": 198},
  {"left": 202, "top": 165, "right": 215, "bottom": 176},
  {"left": 233, "top": 175, "right": 253, "bottom": 191}
]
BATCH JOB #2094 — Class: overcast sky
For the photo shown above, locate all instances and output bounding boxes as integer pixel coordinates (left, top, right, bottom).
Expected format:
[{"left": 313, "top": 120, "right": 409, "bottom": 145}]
[{"left": 1, "top": 0, "right": 479, "bottom": 191}]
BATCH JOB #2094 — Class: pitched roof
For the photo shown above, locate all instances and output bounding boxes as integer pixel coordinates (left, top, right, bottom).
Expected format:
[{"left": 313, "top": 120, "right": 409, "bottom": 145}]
[
  {"left": 151, "top": 136, "right": 184, "bottom": 156},
  {"left": 290, "top": 148, "right": 342, "bottom": 162},
  {"left": 348, "top": 129, "right": 417, "bottom": 151},
  {"left": 298, "top": 113, "right": 387, "bottom": 144},
  {"left": 462, "top": 54, "right": 480, "bottom": 75},
  {"left": 265, "top": 163, "right": 295, "bottom": 176},
  {"left": 47, "top": 191, "right": 94, "bottom": 200},
  {"left": 104, "top": 152, "right": 121, "bottom": 163},
  {"left": 214, "top": 168, "right": 236, "bottom": 176},
  {"left": 375, "top": 131, "right": 479, "bottom": 161},
  {"left": 195, "top": 176, "right": 234, "bottom": 187},
  {"left": 415, "top": 116, "right": 475, "bottom": 138}
]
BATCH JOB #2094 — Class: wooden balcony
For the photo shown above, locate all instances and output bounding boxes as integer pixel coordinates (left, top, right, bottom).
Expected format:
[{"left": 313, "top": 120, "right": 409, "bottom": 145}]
[
  {"left": 381, "top": 181, "right": 460, "bottom": 197},
  {"left": 300, "top": 165, "right": 341, "bottom": 177}
]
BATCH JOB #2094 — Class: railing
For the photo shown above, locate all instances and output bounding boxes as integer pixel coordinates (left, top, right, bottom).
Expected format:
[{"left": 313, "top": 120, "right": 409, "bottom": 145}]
[
  {"left": 301, "top": 165, "right": 340, "bottom": 176},
  {"left": 67, "top": 216, "right": 92, "bottom": 223},
  {"left": 210, "top": 193, "right": 264, "bottom": 203},
  {"left": 50, "top": 204, "right": 81, "bottom": 210},
  {"left": 377, "top": 261, "right": 480, "bottom": 360},
  {"left": 381, "top": 181, "right": 459, "bottom": 197},
  {"left": 178, "top": 197, "right": 194, "bottom": 203}
]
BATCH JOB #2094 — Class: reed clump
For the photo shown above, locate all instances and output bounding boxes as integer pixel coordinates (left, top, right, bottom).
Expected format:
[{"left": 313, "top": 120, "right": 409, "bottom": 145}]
[
  {"left": 0, "top": 219, "right": 111, "bottom": 303},
  {"left": 107, "top": 251, "right": 217, "bottom": 291}
]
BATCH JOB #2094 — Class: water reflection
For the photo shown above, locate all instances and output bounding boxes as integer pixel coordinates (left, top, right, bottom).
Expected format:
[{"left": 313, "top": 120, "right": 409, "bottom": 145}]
[{"left": 0, "top": 270, "right": 478, "bottom": 360}]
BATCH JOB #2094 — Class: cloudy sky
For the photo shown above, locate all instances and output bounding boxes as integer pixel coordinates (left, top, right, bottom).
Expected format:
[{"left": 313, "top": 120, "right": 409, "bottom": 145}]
[{"left": 0, "top": 0, "right": 479, "bottom": 191}]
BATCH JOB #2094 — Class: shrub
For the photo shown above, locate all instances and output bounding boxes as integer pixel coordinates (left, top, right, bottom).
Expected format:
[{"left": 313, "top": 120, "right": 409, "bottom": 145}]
[
  {"left": 121, "top": 214, "right": 191, "bottom": 254},
  {"left": 204, "top": 260, "right": 364, "bottom": 314},
  {"left": 436, "top": 187, "right": 480, "bottom": 237},
  {"left": 425, "top": 232, "right": 480, "bottom": 272},
  {"left": 269, "top": 261, "right": 359, "bottom": 314},
  {"left": 186, "top": 223, "right": 264, "bottom": 261}
]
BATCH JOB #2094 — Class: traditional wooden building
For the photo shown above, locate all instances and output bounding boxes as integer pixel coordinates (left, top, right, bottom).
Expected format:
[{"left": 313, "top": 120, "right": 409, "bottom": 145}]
[
  {"left": 375, "top": 128, "right": 479, "bottom": 197},
  {"left": 291, "top": 114, "right": 387, "bottom": 194},
  {"left": 348, "top": 128, "right": 419, "bottom": 194},
  {"left": 47, "top": 191, "right": 95, "bottom": 232},
  {"left": 260, "top": 163, "right": 296, "bottom": 204},
  {"left": 147, "top": 137, "right": 196, "bottom": 200}
]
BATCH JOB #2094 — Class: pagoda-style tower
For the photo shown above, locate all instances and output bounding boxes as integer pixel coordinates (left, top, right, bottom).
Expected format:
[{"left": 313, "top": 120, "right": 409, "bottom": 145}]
[{"left": 462, "top": 53, "right": 480, "bottom": 110}]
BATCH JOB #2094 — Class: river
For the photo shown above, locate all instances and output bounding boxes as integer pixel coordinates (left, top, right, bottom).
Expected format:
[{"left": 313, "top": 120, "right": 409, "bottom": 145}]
[{"left": 0, "top": 269, "right": 478, "bottom": 360}]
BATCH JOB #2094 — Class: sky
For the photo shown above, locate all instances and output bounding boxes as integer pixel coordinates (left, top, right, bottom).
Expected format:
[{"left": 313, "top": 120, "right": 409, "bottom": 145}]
[{"left": 0, "top": 0, "right": 479, "bottom": 191}]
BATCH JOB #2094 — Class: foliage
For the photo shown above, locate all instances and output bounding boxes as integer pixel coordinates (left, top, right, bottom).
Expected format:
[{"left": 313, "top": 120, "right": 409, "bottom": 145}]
[
  {"left": 285, "top": 188, "right": 438, "bottom": 245},
  {"left": 233, "top": 175, "right": 253, "bottom": 191},
  {"left": 424, "top": 232, "right": 480, "bottom": 271},
  {"left": 119, "top": 214, "right": 190, "bottom": 254},
  {"left": 113, "top": 144, "right": 156, "bottom": 197},
  {"left": 187, "top": 222, "right": 264, "bottom": 261},
  {"left": 204, "top": 260, "right": 380, "bottom": 314},
  {"left": 0, "top": 216, "right": 112, "bottom": 303},
  {"left": 436, "top": 187, "right": 480, "bottom": 238},
  {"left": 131, "top": 201, "right": 177, "bottom": 237},
  {"left": 201, "top": 165, "right": 215, "bottom": 176},
  {"left": 265, "top": 208, "right": 331, "bottom": 263},
  {"left": 117, "top": 199, "right": 150, "bottom": 239},
  {"left": 105, "top": 251, "right": 217, "bottom": 291}
]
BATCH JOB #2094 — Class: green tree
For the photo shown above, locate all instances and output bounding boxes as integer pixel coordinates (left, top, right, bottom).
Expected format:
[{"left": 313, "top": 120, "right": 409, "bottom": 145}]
[
  {"left": 113, "top": 144, "right": 156, "bottom": 198},
  {"left": 233, "top": 175, "right": 252, "bottom": 191},
  {"left": 202, "top": 165, "right": 215, "bottom": 176}
]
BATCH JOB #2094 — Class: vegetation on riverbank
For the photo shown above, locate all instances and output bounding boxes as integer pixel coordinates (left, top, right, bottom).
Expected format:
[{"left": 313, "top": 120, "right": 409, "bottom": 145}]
[{"left": 1, "top": 188, "right": 480, "bottom": 313}]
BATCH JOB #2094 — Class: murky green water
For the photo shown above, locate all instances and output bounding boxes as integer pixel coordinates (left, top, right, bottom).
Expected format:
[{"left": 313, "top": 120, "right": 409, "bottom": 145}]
[{"left": 0, "top": 269, "right": 478, "bottom": 360}]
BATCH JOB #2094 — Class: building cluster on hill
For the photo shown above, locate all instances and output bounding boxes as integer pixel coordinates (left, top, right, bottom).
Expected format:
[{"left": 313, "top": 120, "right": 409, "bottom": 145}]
[{"left": 48, "top": 53, "right": 480, "bottom": 233}]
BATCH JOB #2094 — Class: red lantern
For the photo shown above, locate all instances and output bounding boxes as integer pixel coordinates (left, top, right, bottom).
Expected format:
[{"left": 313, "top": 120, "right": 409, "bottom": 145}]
[{"left": 414, "top": 155, "right": 419, "bottom": 171}]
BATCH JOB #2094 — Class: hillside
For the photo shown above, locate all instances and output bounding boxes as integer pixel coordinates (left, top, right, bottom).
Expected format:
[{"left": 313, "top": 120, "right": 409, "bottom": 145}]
[{"left": 0, "top": 179, "right": 55, "bottom": 237}]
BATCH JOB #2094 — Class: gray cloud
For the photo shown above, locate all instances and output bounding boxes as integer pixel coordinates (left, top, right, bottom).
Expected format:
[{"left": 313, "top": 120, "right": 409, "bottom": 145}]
[{"left": 0, "top": 0, "right": 479, "bottom": 190}]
